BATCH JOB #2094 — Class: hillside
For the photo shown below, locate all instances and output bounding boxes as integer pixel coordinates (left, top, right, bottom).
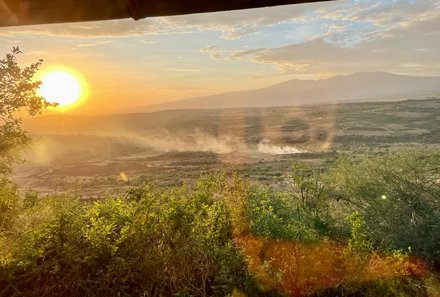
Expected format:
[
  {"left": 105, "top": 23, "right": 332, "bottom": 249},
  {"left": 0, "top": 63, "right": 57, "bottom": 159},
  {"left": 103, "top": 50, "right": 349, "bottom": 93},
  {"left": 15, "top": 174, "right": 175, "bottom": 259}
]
[{"left": 129, "top": 72, "right": 440, "bottom": 112}]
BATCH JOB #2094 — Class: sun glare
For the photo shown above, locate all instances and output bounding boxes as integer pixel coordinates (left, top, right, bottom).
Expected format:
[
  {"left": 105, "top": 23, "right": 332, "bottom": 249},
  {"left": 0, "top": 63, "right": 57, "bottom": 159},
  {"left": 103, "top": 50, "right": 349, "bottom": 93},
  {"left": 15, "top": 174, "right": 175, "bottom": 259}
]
[{"left": 38, "top": 70, "right": 85, "bottom": 108}]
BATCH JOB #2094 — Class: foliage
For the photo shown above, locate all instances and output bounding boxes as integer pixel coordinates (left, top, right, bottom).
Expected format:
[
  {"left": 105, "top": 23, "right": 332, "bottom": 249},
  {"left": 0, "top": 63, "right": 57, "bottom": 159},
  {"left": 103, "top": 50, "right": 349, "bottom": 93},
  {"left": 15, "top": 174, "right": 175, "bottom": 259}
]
[
  {"left": 286, "top": 163, "right": 326, "bottom": 215},
  {"left": 312, "top": 278, "right": 428, "bottom": 297},
  {"left": 328, "top": 150, "right": 440, "bottom": 266},
  {"left": 235, "top": 234, "right": 425, "bottom": 297},
  {"left": 0, "top": 179, "right": 19, "bottom": 235},
  {"left": 0, "top": 150, "right": 438, "bottom": 296},
  {"left": 244, "top": 187, "right": 320, "bottom": 242},
  {"left": 0, "top": 174, "right": 256, "bottom": 297},
  {"left": 239, "top": 163, "right": 335, "bottom": 242},
  {"left": 346, "top": 211, "right": 372, "bottom": 259},
  {"left": 0, "top": 47, "right": 53, "bottom": 175}
]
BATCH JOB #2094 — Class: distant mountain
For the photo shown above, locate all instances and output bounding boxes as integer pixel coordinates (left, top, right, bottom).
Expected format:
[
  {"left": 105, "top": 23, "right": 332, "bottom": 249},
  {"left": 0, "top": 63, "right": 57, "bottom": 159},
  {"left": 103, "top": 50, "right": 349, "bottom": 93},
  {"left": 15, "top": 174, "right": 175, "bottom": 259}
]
[{"left": 130, "top": 72, "right": 440, "bottom": 112}]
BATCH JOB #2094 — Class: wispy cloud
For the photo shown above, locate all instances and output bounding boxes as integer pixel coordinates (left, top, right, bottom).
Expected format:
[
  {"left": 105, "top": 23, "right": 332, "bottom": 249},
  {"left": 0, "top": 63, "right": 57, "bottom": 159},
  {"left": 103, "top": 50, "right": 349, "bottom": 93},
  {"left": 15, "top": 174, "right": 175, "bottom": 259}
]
[
  {"left": 199, "top": 45, "right": 224, "bottom": 60},
  {"left": 24, "top": 50, "right": 49, "bottom": 56},
  {"left": 76, "top": 40, "right": 114, "bottom": 47},
  {"left": 139, "top": 40, "right": 158, "bottom": 45}
]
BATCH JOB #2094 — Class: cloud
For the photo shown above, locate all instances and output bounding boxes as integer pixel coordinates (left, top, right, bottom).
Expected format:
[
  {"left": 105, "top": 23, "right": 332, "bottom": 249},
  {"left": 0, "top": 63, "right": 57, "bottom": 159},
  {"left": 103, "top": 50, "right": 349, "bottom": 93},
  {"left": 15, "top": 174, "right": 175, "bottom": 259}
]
[
  {"left": 248, "top": 30, "right": 439, "bottom": 76},
  {"left": 197, "top": 3, "right": 440, "bottom": 77},
  {"left": 165, "top": 86, "right": 207, "bottom": 91},
  {"left": 164, "top": 1, "right": 428, "bottom": 46},
  {"left": 401, "top": 63, "right": 425, "bottom": 68},
  {"left": 0, "top": 2, "right": 320, "bottom": 39},
  {"left": 156, "top": 4, "right": 316, "bottom": 40},
  {"left": 0, "top": 18, "right": 172, "bottom": 37},
  {"left": 227, "top": 48, "right": 265, "bottom": 60},
  {"left": 139, "top": 40, "right": 158, "bottom": 45},
  {"left": 2, "top": 0, "right": 439, "bottom": 82},
  {"left": 24, "top": 50, "right": 49, "bottom": 56},
  {"left": 76, "top": 40, "right": 113, "bottom": 47},
  {"left": 1, "top": 0, "right": 437, "bottom": 46},
  {"left": 199, "top": 45, "right": 228, "bottom": 60}
]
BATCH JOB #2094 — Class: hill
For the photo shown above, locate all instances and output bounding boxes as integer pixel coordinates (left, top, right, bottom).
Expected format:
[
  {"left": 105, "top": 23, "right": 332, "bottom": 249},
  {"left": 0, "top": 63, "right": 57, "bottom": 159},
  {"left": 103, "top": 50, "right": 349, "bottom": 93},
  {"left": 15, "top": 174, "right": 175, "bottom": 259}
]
[{"left": 130, "top": 72, "right": 440, "bottom": 112}]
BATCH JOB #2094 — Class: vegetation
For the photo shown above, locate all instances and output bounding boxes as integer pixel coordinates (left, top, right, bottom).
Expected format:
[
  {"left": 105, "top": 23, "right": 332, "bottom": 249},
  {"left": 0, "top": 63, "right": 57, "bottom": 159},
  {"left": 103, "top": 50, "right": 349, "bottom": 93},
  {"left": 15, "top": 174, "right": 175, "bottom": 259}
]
[
  {"left": 0, "top": 150, "right": 439, "bottom": 296},
  {"left": 0, "top": 47, "right": 53, "bottom": 175},
  {"left": 329, "top": 152, "right": 440, "bottom": 268}
]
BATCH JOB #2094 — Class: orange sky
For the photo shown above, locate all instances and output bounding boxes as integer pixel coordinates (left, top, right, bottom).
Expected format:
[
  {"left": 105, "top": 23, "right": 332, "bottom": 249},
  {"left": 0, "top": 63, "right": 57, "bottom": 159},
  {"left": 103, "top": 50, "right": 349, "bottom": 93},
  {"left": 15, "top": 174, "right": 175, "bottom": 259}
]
[{"left": 1, "top": 0, "right": 439, "bottom": 115}]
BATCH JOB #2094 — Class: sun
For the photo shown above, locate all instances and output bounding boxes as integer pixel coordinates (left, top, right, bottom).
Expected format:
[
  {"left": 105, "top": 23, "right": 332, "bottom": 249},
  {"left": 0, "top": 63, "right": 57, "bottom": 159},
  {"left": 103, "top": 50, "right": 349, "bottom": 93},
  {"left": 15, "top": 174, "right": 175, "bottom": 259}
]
[{"left": 38, "top": 70, "right": 85, "bottom": 108}]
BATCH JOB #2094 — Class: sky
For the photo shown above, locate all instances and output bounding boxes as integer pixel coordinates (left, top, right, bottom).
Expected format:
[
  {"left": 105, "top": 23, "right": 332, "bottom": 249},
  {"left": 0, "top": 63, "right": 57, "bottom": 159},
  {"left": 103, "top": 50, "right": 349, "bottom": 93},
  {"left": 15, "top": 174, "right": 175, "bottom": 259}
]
[{"left": 0, "top": 0, "right": 439, "bottom": 115}]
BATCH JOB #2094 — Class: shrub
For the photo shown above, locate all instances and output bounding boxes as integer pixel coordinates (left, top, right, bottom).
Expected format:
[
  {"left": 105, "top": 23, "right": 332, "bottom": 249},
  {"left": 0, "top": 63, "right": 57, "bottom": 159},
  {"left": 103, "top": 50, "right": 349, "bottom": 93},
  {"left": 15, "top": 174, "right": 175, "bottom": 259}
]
[
  {"left": 0, "top": 154, "right": 437, "bottom": 296},
  {"left": 0, "top": 174, "right": 255, "bottom": 297},
  {"left": 328, "top": 150, "right": 440, "bottom": 267},
  {"left": 0, "top": 179, "right": 19, "bottom": 235},
  {"left": 244, "top": 186, "right": 320, "bottom": 241},
  {"left": 235, "top": 234, "right": 425, "bottom": 297}
]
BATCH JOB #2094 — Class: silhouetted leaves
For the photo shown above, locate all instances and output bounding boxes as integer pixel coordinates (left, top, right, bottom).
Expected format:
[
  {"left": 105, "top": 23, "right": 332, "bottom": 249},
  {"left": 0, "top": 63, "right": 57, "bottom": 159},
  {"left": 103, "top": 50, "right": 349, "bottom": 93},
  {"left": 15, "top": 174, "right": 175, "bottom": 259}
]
[{"left": 0, "top": 48, "right": 54, "bottom": 175}]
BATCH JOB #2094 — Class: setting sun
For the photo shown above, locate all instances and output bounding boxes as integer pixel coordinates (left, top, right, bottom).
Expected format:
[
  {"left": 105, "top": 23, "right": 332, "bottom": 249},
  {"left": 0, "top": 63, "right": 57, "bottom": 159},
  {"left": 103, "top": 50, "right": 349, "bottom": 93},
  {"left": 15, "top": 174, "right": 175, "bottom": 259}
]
[{"left": 39, "top": 70, "right": 84, "bottom": 107}]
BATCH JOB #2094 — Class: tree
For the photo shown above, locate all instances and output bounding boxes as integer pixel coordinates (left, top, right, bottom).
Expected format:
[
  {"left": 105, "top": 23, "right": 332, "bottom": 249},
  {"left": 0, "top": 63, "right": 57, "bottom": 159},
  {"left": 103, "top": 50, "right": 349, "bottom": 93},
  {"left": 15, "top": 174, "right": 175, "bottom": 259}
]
[{"left": 0, "top": 47, "right": 54, "bottom": 175}]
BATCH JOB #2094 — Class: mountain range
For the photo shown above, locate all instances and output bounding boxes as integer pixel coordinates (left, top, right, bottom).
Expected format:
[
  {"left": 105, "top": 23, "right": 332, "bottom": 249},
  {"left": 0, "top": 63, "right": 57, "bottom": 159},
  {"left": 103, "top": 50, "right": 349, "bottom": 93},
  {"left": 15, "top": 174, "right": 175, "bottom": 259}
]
[{"left": 130, "top": 72, "right": 440, "bottom": 112}]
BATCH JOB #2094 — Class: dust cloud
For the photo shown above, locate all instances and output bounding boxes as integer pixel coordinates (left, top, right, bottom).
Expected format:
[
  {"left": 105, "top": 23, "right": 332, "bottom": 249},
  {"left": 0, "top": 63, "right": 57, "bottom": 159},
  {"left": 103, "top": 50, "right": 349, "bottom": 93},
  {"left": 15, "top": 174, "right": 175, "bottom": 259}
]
[
  {"left": 257, "top": 139, "right": 304, "bottom": 154},
  {"left": 129, "top": 129, "right": 236, "bottom": 154},
  {"left": 21, "top": 129, "right": 305, "bottom": 168}
]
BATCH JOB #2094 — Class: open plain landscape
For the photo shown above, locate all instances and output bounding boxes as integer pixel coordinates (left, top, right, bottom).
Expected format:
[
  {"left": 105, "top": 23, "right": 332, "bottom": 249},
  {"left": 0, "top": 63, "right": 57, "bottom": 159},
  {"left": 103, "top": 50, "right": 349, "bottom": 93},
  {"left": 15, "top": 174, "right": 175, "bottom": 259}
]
[{"left": 13, "top": 98, "right": 440, "bottom": 197}]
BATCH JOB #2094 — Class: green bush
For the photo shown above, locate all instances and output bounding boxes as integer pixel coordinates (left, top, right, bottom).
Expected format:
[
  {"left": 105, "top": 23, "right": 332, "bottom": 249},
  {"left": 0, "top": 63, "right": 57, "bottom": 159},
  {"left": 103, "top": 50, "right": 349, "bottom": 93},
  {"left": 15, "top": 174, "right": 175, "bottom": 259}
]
[
  {"left": 241, "top": 162, "right": 337, "bottom": 242},
  {"left": 328, "top": 150, "right": 440, "bottom": 267},
  {"left": 0, "top": 174, "right": 255, "bottom": 297},
  {"left": 0, "top": 179, "right": 19, "bottom": 235},
  {"left": 244, "top": 187, "right": 321, "bottom": 241}
]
